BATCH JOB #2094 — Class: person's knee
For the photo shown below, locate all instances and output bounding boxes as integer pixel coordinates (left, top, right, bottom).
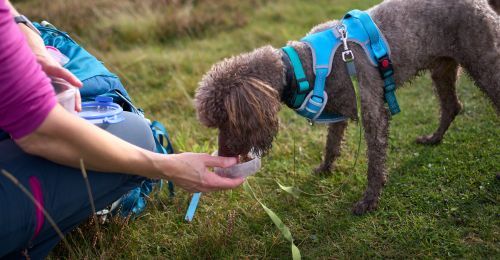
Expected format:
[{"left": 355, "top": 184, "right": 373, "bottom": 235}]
[{"left": 98, "top": 112, "right": 156, "bottom": 151}]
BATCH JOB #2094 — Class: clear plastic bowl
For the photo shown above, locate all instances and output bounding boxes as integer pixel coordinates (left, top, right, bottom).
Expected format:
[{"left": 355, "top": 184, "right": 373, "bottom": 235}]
[
  {"left": 51, "top": 77, "right": 77, "bottom": 114},
  {"left": 213, "top": 152, "right": 262, "bottom": 179}
]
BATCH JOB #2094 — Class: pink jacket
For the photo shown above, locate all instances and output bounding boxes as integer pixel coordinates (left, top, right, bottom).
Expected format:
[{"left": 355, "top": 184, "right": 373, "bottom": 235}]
[{"left": 0, "top": 0, "right": 56, "bottom": 139}]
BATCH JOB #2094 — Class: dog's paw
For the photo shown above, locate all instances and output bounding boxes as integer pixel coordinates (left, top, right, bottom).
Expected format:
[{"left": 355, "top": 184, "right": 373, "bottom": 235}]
[
  {"left": 352, "top": 198, "right": 379, "bottom": 215},
  {"left": 313, "top": 164, "right": 332, "bottom": 175},
  {"left": 416, "top": 134, "right": 442, "bottom": 145}
]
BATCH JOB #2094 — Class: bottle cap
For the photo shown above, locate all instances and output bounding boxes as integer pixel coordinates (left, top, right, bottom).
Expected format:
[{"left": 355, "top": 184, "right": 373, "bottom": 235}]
[{"left": 79, "top": 96, "right": 125, "bottom": 124}]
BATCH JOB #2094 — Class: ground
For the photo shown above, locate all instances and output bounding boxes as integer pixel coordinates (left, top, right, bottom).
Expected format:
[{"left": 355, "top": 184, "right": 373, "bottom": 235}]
[{"left": 15, "top": 0, "right": 500, "bottom": 258}]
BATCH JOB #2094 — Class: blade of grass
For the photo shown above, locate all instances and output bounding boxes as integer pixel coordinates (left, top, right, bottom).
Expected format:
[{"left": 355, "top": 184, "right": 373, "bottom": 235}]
[
  {"left": 276, "top": 181, "right": 341, "bottom": 198},
  {"left": 79, "top": 159, "right": 103, "bottom": 252},
  {"left": 243, "top": 180, "right": 301, "bottom": 260}
]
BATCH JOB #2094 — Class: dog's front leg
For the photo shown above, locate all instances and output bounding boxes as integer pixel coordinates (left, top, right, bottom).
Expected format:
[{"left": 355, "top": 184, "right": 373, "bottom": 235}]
[
  {"left": 313, "top": 121, "right": 348, "bottom": 175},
  {"left": 352, "top": 90, "right": 389, "bottom": 215}
]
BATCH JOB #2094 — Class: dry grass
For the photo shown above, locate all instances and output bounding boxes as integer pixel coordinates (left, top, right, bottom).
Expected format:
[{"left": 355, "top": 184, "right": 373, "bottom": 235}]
[{"left": 16, "top": 0, "right": 267, "bottom": 49}]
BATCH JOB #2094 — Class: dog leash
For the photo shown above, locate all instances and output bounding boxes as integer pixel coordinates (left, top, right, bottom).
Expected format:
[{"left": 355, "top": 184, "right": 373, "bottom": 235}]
[{"left": 338, "top": 24, "right": 363, "bottom": 169}]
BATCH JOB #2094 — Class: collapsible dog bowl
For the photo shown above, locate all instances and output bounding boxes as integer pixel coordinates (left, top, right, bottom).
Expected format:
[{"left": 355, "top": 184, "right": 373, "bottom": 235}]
[
  {"left": 213, "top": 152, "right": 262, "bottom": 179},
  {"left": 79, "top": 96, "right": 125, "bottom": 124}
]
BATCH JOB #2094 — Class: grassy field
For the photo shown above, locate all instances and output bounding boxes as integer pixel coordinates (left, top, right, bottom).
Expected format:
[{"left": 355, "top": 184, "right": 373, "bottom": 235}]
[{"left": 17, "top": 0, "right": 500, "bottom": 258}]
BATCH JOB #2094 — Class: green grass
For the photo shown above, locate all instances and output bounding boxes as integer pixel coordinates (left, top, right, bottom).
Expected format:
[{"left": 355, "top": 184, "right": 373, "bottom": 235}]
[{"left": 17, "top": 0, "right": 500, "bottom": 258}]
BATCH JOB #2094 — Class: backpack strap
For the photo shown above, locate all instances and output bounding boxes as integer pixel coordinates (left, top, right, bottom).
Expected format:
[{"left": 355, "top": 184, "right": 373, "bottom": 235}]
[
  {"left": 185, "top": 192, "right": 202, "bottom": 222},
  {"left": 150, "top": 121, "right": 175, "bottom": 197},
  {"left": 113, "top": 90, "right": 144, "bottom": 116},
  {"left": 151, "top": 121, "right": 174, "bottom": 155}
]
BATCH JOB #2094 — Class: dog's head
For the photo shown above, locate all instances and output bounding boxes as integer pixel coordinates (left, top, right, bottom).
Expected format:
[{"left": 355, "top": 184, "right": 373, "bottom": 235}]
[{"left": 195, "top": 46, "right": 284, "bottom": 157}]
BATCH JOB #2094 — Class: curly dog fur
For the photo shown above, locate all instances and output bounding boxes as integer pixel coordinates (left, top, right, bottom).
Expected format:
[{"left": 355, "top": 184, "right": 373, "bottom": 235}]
[{"left": 195, "top": 0, "right": 500, "bottom": 214}]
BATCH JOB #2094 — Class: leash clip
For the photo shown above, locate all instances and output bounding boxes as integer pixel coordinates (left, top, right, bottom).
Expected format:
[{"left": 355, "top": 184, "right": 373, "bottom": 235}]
[
  {"left": 337, "top": 25, "right": 354, "bottom": 62},
  {"left": 337, "top": 26, "right": 349, "bottom": 49}
]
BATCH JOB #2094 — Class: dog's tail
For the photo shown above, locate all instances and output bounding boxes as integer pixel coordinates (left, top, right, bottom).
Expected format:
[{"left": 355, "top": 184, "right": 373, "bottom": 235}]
[{"left": 489, "top": 0, "right": 500, "bottom": 14}]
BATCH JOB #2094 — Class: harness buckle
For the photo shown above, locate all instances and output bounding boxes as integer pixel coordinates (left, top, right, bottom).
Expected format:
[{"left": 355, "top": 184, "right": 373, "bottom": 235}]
[
  {"left": 342, "top": 50, "right": 354, "bottom": 62},
  {"left": 377, "top": 55, "right": 394, "bottom": 78},
  {"left": 310, "top": 94, "right": 324, "bottom": 104}
]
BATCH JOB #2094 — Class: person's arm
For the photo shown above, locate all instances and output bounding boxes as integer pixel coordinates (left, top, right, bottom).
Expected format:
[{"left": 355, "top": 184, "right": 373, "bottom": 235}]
[
  {"left": 0, "top": 0, "right": 243, "bottom": 192},
  {"left": 16, "top": 105, "right": 244, "bottom": 192}
]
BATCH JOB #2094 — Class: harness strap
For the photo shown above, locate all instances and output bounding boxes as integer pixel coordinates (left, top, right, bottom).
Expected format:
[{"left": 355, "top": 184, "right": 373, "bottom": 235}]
[
  {"left": 281, "top": 46, "right": 310, "bottom": 108},
  {"left": 298, "top": 29, "right": 339, "bottom": 121},
  {"left": 282, "top": 46, "right": 348, "bottom": 124},
  {"left": 343, "top": 10, "right": 400, "bottom": 115},
  {"left": 344, "top": 10, "right": 386, "bottom": 59},
  {"left": 378, "top": 56, "right": 400, "bottom": 114}
]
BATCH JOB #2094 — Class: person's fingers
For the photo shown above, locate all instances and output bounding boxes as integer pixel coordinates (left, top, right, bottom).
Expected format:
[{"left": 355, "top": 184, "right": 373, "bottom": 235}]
[
  {"left": 203, "top": 154, "right": 238, "bottom": 168},
  {"left": 75, "top": 89, "right": 82, "bottom": 112},
  {"left": 202, "top": 172, "right": 245, "bottom": 191},
  {"left": 45, "top": 64, "right": 83, "bottom": 87}
]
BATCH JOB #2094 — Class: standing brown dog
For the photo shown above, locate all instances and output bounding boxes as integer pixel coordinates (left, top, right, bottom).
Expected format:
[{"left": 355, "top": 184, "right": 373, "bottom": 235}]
[{"left": 195, "top": 0, "right": 500, "bottom": 214}]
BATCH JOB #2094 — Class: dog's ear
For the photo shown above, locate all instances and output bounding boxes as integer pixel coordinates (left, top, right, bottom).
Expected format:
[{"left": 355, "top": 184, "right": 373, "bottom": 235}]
[
  {"left": 195, "top": 68, "right": 232, "bottom": 128},
  {"left": 223, "top": 77, "right": 281, "bottom": 156}
]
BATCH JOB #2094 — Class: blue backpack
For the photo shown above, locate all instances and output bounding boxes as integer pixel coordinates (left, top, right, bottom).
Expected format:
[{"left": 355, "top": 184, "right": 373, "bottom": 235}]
[{"left": 34, "top": 21, "right": 175, "bottom": 217}]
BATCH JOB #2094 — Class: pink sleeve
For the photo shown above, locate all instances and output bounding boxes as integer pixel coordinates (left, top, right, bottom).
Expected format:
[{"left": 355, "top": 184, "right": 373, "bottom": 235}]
[{"left": 0, "top": 0, "right": 57, "bottom": 139}]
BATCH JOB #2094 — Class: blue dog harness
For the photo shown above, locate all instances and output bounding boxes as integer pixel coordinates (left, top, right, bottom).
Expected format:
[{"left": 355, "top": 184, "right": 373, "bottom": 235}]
[{"left": 282, "top": 10, "right": 400, "bottom": 124}]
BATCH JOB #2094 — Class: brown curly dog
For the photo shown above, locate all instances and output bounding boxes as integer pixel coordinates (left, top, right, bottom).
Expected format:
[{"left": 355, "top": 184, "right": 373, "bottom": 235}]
[{"left": 195, "top": 0, "right": 500, "bottom": 214}]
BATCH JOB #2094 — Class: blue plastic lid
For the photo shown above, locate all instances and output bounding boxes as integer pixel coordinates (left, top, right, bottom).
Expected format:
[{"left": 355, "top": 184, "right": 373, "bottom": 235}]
[{"left": 79, "top": 96, "right": 125, "bottom": 124}]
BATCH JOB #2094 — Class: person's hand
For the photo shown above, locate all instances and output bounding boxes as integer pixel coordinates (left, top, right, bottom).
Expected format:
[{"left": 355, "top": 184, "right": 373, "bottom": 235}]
[
  {"left": 37, "top": 52, "right": 83, "bottom": 112},
  {"left": 35, "top": 49, "right": 82, "bottom": 88},
  {"left": 18, "top": 24, "right": 83, "bottom": 111},
  {"left": 160, "top": 153, "right": 245, "bottom": 192},
  {"left": 19, "top": 25, "right": 82, "bottom": 87}
]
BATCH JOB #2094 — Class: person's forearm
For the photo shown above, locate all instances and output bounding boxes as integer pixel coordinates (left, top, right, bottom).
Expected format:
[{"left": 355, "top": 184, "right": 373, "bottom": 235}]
[
  {"left": 14, "top": 105, "right": 244, "bottom": 192},
  {"left": 16, "top": 105, "right": 165, "bottom": 179}
]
